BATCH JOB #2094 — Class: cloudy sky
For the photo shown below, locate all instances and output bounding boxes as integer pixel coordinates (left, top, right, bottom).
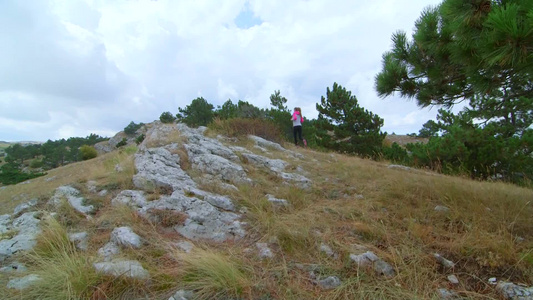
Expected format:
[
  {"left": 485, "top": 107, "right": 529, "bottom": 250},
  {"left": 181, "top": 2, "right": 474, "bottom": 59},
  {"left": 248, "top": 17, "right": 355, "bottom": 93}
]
[{"left": 1, "top": 0, "right": 446, "bottom": 142}]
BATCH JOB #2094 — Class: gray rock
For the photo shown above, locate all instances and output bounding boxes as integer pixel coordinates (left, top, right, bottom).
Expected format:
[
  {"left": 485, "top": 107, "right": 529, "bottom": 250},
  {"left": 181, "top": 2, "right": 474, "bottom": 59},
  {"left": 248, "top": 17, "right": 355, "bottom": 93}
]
[
  {"left": 186, "top": 151, "right": 251, "bottom": 185},
  {"left": 0, "top": 214, "right": 12, "bottom": 233},
  {"left": 98, "top": 189, "right": 108, "bottom": 197},
  {"left": 94, "top": 260, "right": 149, "bottom": 280},
  {"left": 110, "top": 227, "right": 142, "bottom": 248},
  {"left": 496, "top": 281, "right": 533, "bottom": 300},
  {"left": 349, "top": 251, "right": 395, "bottom": 277},
  {"left": 174, "top": 241, "right": 194, "bottom": 253},
  {"left": 435, "top": 205, "right": 451, "bottom": 213},
  {"left": 317, "top": 276, "right": 341, "bottom": 290},
  {"left": 169, "top": 289, "right": 194, "bottom": 300},
  {"left": 112, "top": 190, "right": 147, "bottom": 208},
  {"left": 241, "top": 153, "right": 288, "bottom": 173},
  {"left": 319, "top": 243, "right": 337, "bottom": 258},
  {"left": 133, "top": 147, "right": 196, "bottom": 192},
  {"left": 248, "top": 135, "right": 286, "bottom": 152},
  {"left": 266, "top": 194, "right": 289, "bottom": 207},
  {"left": 434, "top": 253, "right": 455, "bottom": 268},
  {"left": 0, "top": 212, "right": 42, "bottom": 261},
  {"left": 13, "top": 198, "right": 38, "bottom": 215},
  {"left": 438, "top": 288, "right": 459, "bottom": 299},
  {"left": 69, "top": 232, "right": 89, "bottom": 251},
  {"left": 7, "top": 274, "right": 41, "bottom": 290},
  {"left": 97, "top": 242, "right": 120, "bottom": 261},
  {"left": 0, "top": 261, "right": 27, "bottom": 273},
  {"left": 45, "top": 176, "right": 56, "bottom": 182},
  {"left": 256, "top": 243, "right": 274, "bottom": 259},
  {"left": 87, "top": 181, "right": 98, "bottom": 193},
  {"left": 388, "top": 164, "right": 411, "bottom": 171},
  {"left": 448, "top": 275, "right": 459, "bottom": 285},
  {"left": 50, "top": 186, "right": 94, "bottom": 214}
]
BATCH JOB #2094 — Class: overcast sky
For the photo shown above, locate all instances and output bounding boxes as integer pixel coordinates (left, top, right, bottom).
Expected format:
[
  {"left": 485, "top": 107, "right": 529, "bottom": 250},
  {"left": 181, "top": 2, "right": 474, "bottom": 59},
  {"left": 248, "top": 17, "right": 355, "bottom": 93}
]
[{"left": 0, "top": 0, "right": 446, "bottom": 142}]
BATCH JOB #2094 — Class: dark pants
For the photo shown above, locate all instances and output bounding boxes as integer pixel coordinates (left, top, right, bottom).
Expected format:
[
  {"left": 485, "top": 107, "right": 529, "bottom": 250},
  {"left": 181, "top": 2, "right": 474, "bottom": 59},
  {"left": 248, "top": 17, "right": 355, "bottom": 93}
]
[{"left": 293, "top": 125, "right": 303, "bottom": 145}]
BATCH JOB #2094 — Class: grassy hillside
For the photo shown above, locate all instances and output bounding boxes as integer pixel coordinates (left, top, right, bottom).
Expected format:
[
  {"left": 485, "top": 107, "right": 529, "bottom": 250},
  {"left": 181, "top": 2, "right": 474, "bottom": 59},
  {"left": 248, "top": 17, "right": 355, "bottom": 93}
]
[{"left": 0, "top": 134, "right": 531, "bottom": 299}]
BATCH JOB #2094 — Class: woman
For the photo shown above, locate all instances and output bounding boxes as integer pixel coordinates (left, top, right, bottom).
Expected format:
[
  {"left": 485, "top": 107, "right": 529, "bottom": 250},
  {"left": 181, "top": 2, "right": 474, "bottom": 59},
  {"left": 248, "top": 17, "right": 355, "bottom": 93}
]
[{"left": 291, "top": 107, "right": 307, "bottom": 147}]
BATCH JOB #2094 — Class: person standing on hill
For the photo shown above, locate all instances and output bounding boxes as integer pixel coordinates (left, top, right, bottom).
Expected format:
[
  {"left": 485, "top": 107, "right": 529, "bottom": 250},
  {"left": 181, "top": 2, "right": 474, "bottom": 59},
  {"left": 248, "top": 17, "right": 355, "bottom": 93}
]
[{"left": 291, "top": 107, "right": 307, "bottom": 147}]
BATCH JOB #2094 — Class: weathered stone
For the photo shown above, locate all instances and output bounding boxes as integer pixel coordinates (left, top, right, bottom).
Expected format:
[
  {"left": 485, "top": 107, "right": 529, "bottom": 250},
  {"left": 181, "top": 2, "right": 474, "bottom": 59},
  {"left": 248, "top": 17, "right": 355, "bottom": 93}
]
[
  {"left": 112, "top": 190, "right": 147, "bottom": 208},
  {"left": 435, "top": 205, "right": 451, "bottom": 213},
  {"left": 174, "top": 241, "right": 194, "bottom": 253},
  {"left": 248, "top": 135, "right": 286, "bottom": 152},
  {"left": 13, "top": 198, "right": 38, "bottom": 215},
  {"left": 448, "top": 275, "right": 459, "bottom": 285},
  {"left": 496, "top": 281, "right": 533, "bottom": 300},
  {"left": 317, "top": 276, "right": 341, "bottom": 290},
  {"left": 69, "top": 232, "right": 89, "bottom": 251},
  {"left": 434, "top": 253, "right": 455, "bottom": 268},
  {"left": 94, "top": 260, "right": 150, "bottom": 280},
  {"left": 266, "top": 194, "right": 289, "bottom": 207},
  {"left": 111, "top": 227, "right": 142, "bottom": 249},
  {"left": 349, "top": 251, "right": 395, "bottom": 277},
  {"left": 7, "top": 274, "right": 41, "bottom": 290},
  {"left": 241, "top": 153, "right": 288, "bottom": 173},
  {"left": 186, "top": 151, "right": 251, "bottom": 185},
  {"left": 50, "top": 186, "right": 94, "bottom": 214},
  {"left": 0, "top": 212, "right": 42, "bottom": 261},
  {"left": 438, "top": 288, "right": 459, "bottom": 299},
  {"left": 97, "top": 242, "right": 120, "bottom": 261},
  {"left": 319, "top": 243, "right": 337, "bottom": 258},
  {"left": 256, "top": 243, "right": 274, "bottom": 259},
  {"left": 388, "top": 164, "right": 411, "bottom": 171},
  {"left": 0, "top": 261, "right": 27, "bottom": 273},
  {"left": 169, "top": 289, "right": 194, "bottom": 300}
]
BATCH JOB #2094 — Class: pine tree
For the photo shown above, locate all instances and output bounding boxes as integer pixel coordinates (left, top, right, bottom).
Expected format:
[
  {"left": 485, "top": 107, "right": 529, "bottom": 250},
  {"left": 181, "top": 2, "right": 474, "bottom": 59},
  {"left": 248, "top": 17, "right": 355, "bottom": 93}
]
[
  {"left": 375, "top": 0, "right": 533, "bottom": 183},
  {"left": 315, "top": 83, "right": 385, "bottom": 157},
  {"left": 177, "top": 97, "right": 215, "bottom": 127}
]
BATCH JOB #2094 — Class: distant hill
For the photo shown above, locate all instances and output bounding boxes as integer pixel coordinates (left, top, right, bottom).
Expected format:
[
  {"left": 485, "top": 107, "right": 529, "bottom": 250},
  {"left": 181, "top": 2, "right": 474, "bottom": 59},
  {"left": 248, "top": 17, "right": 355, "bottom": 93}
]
[{"left": 385, "top": 134, "right": 428, "bottom": 147}]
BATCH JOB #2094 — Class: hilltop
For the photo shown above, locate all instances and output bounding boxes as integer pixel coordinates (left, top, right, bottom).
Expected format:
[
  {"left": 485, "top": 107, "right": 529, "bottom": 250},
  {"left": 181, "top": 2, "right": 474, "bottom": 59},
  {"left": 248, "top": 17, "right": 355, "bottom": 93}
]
[{"left": 0, "top": 121, "right": 531, "bottom": 299}]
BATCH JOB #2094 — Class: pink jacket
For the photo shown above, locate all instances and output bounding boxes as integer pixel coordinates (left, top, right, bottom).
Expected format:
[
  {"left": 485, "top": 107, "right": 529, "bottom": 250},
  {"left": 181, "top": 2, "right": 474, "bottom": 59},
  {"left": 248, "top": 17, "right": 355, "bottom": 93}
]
[{"left": 291, "top": 111, "right": 304, "bottom": 126}]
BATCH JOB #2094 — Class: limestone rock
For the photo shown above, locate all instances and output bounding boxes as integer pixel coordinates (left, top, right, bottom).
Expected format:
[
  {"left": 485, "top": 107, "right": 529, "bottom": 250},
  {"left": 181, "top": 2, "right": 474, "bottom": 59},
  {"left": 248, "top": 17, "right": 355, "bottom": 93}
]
[
  {"left": 0, "top": 261, "right": 27, "bottom": 273},
  {"left": 317, "top": 276, "right": 341, "bottom": 290},
  {"left": 266, "top": 194, "right": 289, "bottom": 207},
  {"left": 69, "top": 231, "right": 89, "bottom": 251},
  {"left": 98, "top": 242, "right": 120, "bottom": 261},
  {"left": 0, "top": 212, "right": 42, "bottom": 261},
  {"left": 112, "top": 190, "right": 147, "bottom": 208},
  {"left": 256, "top": 243, "right": 274, "bottom": 259},
  {"left": 388, "top": 164, "right": 411, "bottom": 171},
  {"left": 435, "top": 205, "right": 451, "bottom": 213},
  {"left": 111, "top": 227, "right": 142, "bottom": 249},
  {"left": 350, "top": 251, "right": 395, "bottom": 277},
  {"left": 434, "top": 253, "right": 455, "bottom": 268},
  {"left": 169, "top": 289, "right": 194, "bottom": 300},
  {"left": 496, "top": 281, "right": 533, "bottom": 300},
  {"left": 94, "top": 260, "right": 150, "bottom": 280},
  {"left": 13, "top": 198, "right": 38, "bottom": 215},
  {"left": 7, "top": 274, "right": 41, "bottom": 290},
  {"left": 438, "top": 288, "right": 459, "bottom": 299},
  {"left": 50, "top": 186, "right": 94, "bottom": 214},
  {"left": 174, "top": 241, "right": 194, "bottom": 253},
  {"left": 448, "top": 275, "right": 459, "bottom": 285},
  {"left": 248, "top": 135, "right": 286, "bottom": 152}
]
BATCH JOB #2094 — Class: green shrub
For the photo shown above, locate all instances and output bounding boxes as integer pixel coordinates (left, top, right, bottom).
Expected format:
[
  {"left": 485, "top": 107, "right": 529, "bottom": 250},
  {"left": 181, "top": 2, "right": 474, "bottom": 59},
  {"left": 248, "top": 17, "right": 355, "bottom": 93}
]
[
  {"left": 124, "top": 121, "right": 144, "bottom": 135},
  {"left": 79, "top": 145, "right": 98, "bottom": 160},
  {"left": 29, "top": 158, "right": 44, "bottom": 168},
  {"left": 135, "top": 134, "right": 146, "bottom": 145},
  {"left": 382, "top": 142, "right": 410, "bottom": 164},
  {"left": 160, "top": 111, "right": 176, "bottom": 123},
  {"left": 116, "top": 138, "right": 128, "bottom": 148}
]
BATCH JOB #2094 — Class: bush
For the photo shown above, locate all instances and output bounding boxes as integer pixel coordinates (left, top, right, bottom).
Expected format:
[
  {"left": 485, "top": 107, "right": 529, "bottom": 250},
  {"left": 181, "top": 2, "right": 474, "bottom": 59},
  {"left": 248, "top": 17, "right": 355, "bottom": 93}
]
[
  {"left": 160, "top": 111, "right": 176, "bottom": 123},
  {"left": 135, "top": 134, "right": 145, "bottom": 145},
  {"left": 382, "top": 143, "right": 410, "bottom": 164},
  {"left": 124, "top": 121, "right": 143, "bottom": 135},
  {"left": 116, "top": 138, "right": 127, "bottom": 148},
  {"left": 208, "top": 118, "right": 285, "bottom": 143},
  {"left": 79, "top": 145, "right": 98, "bottom": 160},
  {"left": 29, "top": 159, "right": 44, "bottom": 168}
]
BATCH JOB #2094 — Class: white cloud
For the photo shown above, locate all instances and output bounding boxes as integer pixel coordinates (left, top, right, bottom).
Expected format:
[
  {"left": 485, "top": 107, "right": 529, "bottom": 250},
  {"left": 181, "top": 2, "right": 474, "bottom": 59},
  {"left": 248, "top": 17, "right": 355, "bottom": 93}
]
[{"left": 0, "top": 0, "right": 445, "bottom": 141}]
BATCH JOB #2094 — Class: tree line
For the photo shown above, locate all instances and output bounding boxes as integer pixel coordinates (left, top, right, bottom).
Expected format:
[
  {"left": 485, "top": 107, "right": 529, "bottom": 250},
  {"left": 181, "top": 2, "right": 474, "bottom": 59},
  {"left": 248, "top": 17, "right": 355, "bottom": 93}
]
[{"left": 0, "top": 134, "right": 107, "bottom": 185}]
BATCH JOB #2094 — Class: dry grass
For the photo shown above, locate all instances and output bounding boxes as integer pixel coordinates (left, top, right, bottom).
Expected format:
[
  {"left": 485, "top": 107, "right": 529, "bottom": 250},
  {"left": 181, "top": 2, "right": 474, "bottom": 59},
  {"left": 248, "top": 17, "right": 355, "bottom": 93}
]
[{"left": 1, "top": 130, "right": 532, "bottom": 299}]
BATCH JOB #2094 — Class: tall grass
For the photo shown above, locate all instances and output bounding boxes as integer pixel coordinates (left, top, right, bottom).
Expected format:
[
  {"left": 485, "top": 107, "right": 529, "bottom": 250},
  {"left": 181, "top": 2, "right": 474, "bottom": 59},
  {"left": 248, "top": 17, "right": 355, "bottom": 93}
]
[{"left": 172, "top": 248, "right": 253, "bottom": 300}]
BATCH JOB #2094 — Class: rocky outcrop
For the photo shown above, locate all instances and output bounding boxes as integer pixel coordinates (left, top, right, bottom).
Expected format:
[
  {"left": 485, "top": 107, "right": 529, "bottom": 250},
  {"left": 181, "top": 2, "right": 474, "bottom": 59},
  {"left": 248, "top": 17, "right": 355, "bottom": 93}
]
[
  {"left": 0, "top": 212, "right": 42, "bottom": 262},
  {"left": 94, "top": 260, "right": 150, "bottom": 280},
  {"left": 49, "top": 186, "right": 94, "bottom": 215}
]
